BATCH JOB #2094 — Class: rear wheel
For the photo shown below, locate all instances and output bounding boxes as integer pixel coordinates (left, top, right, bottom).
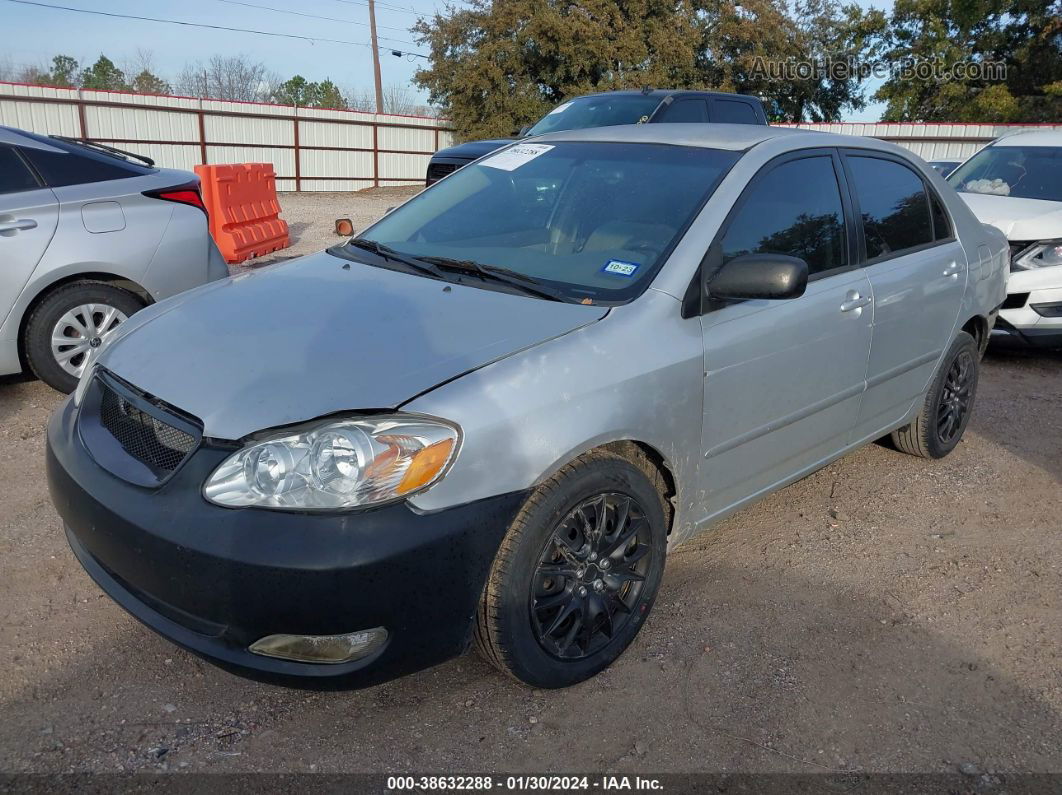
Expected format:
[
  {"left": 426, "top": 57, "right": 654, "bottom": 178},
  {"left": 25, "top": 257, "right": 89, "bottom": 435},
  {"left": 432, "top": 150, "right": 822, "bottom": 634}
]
[
  {"left": 23, "top": 281, "right": 144, "bottom": 393},
  {"left": 892, "top": 331, "right": 979, "bottom": 459},
  {"left": 475, "top": 451, "right": 668, "bottom": 688}
]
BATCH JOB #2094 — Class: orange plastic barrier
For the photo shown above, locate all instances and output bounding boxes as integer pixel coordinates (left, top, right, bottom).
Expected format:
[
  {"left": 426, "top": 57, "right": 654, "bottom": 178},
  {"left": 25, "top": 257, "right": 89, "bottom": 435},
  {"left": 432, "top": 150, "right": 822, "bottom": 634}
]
[{"left": 194, "top": 163, "right": 290, "bottom": 264}]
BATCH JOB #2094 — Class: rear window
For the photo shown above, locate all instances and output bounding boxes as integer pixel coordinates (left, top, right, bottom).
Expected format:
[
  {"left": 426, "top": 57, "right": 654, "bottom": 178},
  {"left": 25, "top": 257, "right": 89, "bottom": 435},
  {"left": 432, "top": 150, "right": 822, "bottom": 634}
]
[
  {"left": 14, "top": 133, "right": 154, "bottom": 188},
  {"left": 712, "top": 100, "right": 758, "bottom": 124},
  {"left": 20, "top": 146, "right": 143, "bottom": 187},
  {"left": 0, "top": 147, "right": 40, "bottom": 194}
]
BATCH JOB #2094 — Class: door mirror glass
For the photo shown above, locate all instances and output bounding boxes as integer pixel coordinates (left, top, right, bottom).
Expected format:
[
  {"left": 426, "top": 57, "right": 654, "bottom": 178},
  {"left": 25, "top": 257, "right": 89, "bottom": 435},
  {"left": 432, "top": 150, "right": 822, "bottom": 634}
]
[
  {"left": 516, "top": 125, "right": 531, "bottom": 137},
  {"left": 707, "top": 253, "right": 808, "bottom": 301}
]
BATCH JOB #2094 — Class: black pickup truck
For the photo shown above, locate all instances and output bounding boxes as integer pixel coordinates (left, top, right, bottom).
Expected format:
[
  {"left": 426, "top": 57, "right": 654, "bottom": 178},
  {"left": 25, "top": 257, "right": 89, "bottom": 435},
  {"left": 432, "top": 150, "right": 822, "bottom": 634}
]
[{"left": 425, "top": 89, "right": 768, "bottom": 185}]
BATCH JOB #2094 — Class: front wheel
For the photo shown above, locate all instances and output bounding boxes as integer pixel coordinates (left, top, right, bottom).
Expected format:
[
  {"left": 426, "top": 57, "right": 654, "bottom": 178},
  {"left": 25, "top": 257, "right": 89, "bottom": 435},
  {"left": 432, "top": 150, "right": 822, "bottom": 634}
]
[
  {"left": 892, "top": 331, "right": 979, "bottom": 459},
  {"left": 475, "top": 450, "right": 668, "bottom": 688}
]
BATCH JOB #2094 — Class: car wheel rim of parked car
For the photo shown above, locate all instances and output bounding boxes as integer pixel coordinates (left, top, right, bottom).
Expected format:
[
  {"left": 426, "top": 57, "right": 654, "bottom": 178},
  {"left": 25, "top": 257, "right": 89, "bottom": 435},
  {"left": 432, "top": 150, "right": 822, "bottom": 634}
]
[
  {"left": 529, "top": 492, "right": 654, "bottom": 660},
  {"left": 937, "top": 350, "right": 974, "bottom": 444},
  {"left": 50, "top": 303, "right": 128, "bottom": 378}
]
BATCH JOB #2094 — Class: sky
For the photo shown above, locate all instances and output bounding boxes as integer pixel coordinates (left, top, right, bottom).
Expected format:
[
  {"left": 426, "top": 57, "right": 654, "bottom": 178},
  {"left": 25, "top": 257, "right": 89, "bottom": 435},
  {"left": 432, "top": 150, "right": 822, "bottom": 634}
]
[{"left": 0, "top": 0, "right": 894, "bottom": 121}]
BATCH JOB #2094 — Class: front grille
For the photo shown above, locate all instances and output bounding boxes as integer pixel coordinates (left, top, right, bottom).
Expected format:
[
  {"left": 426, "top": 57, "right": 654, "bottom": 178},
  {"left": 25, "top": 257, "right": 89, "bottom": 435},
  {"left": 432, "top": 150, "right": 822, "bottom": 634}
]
[
  {"left": 98, "top": 380, "right": 197, "bottom": 473},
  {"left": 426, "top": 161, "right": 458, "bottom": 183}
]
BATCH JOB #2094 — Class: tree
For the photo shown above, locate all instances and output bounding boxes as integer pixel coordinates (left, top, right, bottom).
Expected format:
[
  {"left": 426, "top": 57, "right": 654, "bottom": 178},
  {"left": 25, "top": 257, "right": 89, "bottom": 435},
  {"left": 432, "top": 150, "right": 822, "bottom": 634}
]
[
  {"left": 131, "top": 69, "right": 171, "bottom": 95},
  {"left": 874, "top": 0, "right": 1062, "bottom": 122},
  {"left": 26, "top": 54, "right": 80, "bottom": 88},
  {"left": 80, "top": 55, "right": 130, "bottom": 91},
  {"left": 176, "top": 55, "right": 279, "bottom": 102},
  {"left": 316, "top": 79, "right": 347, "bottom": 109},
  {"left": 273, "top": 75, "right": 320, "bottom": 106},
  {"left": 698, "top": 0, "right": 886, "bottom": 122},
  {"left": 413, "top": 0, "right": 706, "bottom": 139},
  {"left": 414, "top": 0, "right": 886, "bottom": 135}
]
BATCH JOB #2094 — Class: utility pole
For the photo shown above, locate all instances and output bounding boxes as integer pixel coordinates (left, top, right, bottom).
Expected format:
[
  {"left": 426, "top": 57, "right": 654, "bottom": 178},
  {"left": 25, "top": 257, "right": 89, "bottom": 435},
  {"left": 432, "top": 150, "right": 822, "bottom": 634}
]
[{"left": 368, "top": 0, "right": 384, "bottom": 114}]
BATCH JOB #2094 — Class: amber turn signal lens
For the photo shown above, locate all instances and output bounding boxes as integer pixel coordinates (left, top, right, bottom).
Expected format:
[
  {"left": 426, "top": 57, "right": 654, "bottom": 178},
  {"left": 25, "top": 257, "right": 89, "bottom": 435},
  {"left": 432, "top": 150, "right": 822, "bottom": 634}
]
[{"left": 396, "top": 438, "right": 455, "bottom": 495}]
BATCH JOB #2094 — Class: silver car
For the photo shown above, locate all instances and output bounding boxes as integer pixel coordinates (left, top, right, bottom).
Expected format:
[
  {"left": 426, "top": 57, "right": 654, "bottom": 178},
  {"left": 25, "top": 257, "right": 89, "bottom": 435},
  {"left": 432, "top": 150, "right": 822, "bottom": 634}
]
[
  {"left": 47, "top": 125, "right": 1007, "bottom": 689},
  {"left": 0, "top": 126, "right": 227, "bottom": 392}
]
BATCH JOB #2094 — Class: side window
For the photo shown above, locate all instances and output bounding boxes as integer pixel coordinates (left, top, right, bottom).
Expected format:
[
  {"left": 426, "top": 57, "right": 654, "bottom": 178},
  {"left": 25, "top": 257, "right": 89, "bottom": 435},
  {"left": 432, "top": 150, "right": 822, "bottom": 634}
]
[
  {"left": 0, "top": 147, "right": 41, "bottom": 194},
  {"left": 712, "top": 99, "right": 758, "bottom": 124},
  {"left": 929, "top": 190, "right": 952, "bottom": 240},
  {"left": 847, "top": 156, "right": 933, "bottom": 259},
  {"left": 719, "top": 155, "right": 847, "bottom": 276},
  {"left": 660, "top": 99, "right": 709, "bottom": 123},
  {"left": 18, "top": 146, "right": 136, "bottom": 188}
]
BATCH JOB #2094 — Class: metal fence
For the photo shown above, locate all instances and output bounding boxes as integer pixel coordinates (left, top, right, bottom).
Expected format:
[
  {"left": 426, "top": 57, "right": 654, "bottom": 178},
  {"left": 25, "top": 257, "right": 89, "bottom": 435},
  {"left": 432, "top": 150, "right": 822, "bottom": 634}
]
[
  {"left": 0, "top": 81, "right": 456, "bottom": 191},
  {"left": 777, "top": 121, "right": 1062, "bottom": 160},
  {"left": 4, "top": 81, "right": 1061, "bottom": 186}
]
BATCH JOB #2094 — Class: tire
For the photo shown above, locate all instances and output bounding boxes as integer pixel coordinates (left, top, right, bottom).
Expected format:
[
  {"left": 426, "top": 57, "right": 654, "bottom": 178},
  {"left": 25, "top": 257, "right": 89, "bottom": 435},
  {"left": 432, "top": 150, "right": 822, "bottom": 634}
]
[
  {"left": 891, "top": 331, "right": 979, "bottom": 459},
  {"left": 23, "top": 281, "right": 144, "bottom": 394},
  {"left": 475, "top": 450, "right": 668, "bottom": 688}
]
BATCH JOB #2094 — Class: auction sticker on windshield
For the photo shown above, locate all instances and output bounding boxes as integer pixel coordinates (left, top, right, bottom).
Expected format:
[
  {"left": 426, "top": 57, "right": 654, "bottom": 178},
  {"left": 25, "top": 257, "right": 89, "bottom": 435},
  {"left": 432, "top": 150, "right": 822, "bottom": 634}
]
[{"left": 482, "top": 143, "right": 554, "bottom": 171}]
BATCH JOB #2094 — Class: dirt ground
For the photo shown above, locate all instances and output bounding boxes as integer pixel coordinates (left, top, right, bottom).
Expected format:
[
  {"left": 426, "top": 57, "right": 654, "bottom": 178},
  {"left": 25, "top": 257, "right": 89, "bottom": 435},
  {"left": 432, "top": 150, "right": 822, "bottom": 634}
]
[{"left": 0, "top": 190, "right": 1059, "bottom": 777}]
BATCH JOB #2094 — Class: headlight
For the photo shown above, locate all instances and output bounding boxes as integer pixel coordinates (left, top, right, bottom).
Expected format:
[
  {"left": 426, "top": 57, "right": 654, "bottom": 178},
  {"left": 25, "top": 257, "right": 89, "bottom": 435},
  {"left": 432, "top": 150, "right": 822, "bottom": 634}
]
[
  {"left": 1013, "top": 241, "right": 1062, "bottom": 271},
  {"left": 203, "top": 415, "right": 459, "bottom": 510}
]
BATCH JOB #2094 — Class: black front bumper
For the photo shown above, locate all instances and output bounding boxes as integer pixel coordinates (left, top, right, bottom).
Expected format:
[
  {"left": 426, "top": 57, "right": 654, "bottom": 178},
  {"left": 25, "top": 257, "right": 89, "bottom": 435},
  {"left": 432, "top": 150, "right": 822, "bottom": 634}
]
[{"left": 47, "top": 397, "right": 526, "bottom": 688}]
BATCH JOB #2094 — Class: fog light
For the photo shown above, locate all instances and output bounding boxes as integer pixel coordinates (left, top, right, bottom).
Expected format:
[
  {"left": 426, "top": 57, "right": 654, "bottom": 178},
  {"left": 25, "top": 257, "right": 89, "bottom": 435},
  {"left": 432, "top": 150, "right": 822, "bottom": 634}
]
[{"left": 248, "top": 627, "right": 387, "bottom": 664}]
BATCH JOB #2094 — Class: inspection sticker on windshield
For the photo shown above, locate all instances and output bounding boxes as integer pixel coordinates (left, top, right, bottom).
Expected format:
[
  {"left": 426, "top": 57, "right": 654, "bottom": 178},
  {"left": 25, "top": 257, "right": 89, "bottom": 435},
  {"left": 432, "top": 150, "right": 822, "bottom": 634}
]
[
  {"left": 602, "top": 259, "right": 640, "bottom": 277},
  {"left": 481, "top": 143, "right": 554, "bottom": 171}
]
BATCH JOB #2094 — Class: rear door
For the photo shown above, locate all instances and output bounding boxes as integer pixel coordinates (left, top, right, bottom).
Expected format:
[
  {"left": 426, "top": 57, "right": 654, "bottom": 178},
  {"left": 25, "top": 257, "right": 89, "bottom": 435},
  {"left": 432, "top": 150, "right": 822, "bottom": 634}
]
[
  {"left": 696, "top": 149, "right": 873, "bottom": 521},
  {"left": 0, "top": 146, "right": 58, "bottom": 327},
  {"left": 841, "top": 152, "right": 967, "bottom": 439}
]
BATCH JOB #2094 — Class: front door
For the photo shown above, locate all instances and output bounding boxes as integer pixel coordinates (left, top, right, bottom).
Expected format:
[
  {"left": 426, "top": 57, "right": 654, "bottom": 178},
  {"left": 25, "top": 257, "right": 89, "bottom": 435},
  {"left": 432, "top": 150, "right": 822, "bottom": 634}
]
[{"left": 696, "top": 151, "right": 873, "bottom": 525}]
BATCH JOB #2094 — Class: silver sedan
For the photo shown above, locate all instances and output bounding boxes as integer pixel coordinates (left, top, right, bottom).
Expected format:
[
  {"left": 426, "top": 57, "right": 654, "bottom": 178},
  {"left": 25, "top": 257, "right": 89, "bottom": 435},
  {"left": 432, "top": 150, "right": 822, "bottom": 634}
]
[
  {"left": 0, "top": 126, "right": 227, "bottom": 392},
  {"left": 48, "top": 124, "right": 1007, "bottom": 690}
]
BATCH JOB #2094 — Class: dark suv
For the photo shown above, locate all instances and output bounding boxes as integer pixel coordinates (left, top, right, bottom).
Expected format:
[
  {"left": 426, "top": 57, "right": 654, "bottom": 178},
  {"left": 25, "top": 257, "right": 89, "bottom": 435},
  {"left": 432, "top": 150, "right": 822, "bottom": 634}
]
[{"left": 425, "top": 89, "right": 768, "bottom": 185}]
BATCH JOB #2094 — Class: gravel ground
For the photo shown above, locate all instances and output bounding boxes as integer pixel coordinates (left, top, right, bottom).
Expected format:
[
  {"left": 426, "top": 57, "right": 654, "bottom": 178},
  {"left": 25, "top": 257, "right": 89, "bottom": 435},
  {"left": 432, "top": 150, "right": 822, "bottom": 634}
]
[{"left": 0, "top": 191, "right": 1059, "bottom": 778}]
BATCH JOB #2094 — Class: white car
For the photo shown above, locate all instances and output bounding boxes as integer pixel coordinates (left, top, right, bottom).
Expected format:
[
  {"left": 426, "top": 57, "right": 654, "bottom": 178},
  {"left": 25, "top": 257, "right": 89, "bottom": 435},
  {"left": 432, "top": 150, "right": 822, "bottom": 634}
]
[{"left": 948, "top": 130, "right": 1062, "bottom": 348}]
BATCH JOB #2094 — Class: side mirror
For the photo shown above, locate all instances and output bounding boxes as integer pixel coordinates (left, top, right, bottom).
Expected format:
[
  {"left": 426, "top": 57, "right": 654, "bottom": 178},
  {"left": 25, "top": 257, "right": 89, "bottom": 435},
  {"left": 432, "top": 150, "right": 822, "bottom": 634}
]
[
  {"left": 517, "top": 125, "right": 531, "bottom": 137},
  {"left": 707, "top": 253, "right": 808, "bottom": 301}
]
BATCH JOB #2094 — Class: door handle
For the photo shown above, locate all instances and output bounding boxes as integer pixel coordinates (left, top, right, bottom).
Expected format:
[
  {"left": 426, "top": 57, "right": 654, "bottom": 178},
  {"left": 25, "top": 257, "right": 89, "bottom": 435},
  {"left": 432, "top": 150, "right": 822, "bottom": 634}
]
[
  {"left": 0, "top": 218, "right": 38, "bottom": 233},
  {"left": 942, "top": 262, "right": 962, "bottom": 278},
  {"left": 840, "top": 292, "right": 872, "bottom": 312}
]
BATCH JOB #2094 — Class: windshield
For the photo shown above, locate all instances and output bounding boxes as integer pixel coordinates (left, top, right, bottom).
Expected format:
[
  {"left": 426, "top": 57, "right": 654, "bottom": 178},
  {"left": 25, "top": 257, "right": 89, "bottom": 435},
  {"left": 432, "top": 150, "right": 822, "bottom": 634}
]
[
  {"left": 948, "top": 145, "right": 1062, "bottom": 202},
  {"left": 355, "top": 141, "right": 740, "bottom": 303},
  {"left": 525, "top": 95, "right": 663, "bottom": 137}
]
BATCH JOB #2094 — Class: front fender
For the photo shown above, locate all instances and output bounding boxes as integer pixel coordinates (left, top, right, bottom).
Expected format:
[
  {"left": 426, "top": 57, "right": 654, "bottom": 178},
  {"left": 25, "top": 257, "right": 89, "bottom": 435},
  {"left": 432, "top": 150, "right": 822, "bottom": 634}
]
[{"left": 403, "top": 290, "right": 705, "bottom": 542}]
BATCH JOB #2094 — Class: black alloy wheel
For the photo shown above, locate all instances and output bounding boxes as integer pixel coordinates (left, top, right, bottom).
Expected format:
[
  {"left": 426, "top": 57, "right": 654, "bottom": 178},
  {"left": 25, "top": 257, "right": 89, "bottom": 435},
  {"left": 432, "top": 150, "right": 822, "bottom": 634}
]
[
  {"left": 529, "top": 493, "right": 653, "bottom": 660},
  {"left": 936, "top": 349, "right": 974, "bottom": 444}
]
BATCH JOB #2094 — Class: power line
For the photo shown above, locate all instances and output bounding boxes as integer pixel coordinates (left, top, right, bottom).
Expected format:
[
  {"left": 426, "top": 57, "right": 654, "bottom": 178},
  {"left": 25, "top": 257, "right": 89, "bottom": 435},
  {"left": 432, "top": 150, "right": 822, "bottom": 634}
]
[
  {"left": 3, "top": 0, "right": 429, "bottom": 56},
  {"left": 213, "top": 0, "right": 415, "bottom": 37},
  {"left": 329, "top": 0, "right": 427, "bottom": 18}
]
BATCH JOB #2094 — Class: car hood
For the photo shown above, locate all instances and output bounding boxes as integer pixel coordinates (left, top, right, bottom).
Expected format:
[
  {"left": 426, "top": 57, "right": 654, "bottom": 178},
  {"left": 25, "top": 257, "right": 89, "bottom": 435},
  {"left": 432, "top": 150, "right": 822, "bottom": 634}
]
[
  {"left": 958, "top": 192, "right": 1062, "bottom": 240},
  {"left": 97, "top": 251, "right": 607, "bottom": 439},
  {"left": 432, "top": 138, "right": 514, "bottom": 161}
]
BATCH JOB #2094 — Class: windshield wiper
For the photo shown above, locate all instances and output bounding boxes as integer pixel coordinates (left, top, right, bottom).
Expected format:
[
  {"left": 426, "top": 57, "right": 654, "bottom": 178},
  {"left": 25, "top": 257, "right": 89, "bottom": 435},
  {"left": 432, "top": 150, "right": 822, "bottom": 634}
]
[
  {"left": 347, "top": 238, "right": 445, "bottom": 279},
  {"left": 418, "top": 256, "right": 571, "bottom": 303}
]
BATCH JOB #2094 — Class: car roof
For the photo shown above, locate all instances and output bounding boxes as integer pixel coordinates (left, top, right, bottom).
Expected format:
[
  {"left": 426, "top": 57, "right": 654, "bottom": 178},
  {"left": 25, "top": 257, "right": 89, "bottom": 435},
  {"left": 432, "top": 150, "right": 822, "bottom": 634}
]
[
  {"left": 574, "top": 89, "right": 762, "bottom": 103},
  {"left": 530, "top": 122, "right": 907, "bottom": 155},
  {"left": 993, "top": 129, "right": 1062, "bottom": 147}
]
